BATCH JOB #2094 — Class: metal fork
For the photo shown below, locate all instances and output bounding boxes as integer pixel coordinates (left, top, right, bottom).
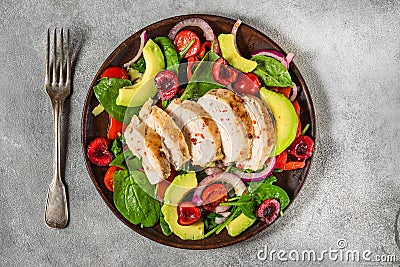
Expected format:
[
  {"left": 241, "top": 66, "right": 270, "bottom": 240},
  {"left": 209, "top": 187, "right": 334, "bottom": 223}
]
[{"left": 44, "top": 28, "right": 71, "bottom": 228}]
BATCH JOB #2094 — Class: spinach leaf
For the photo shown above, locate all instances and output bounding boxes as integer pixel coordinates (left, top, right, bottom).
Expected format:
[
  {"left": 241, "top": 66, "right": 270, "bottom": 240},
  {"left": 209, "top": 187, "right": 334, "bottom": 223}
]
[
  {"left": 109, "top": 152, "right": 126, "bottom": 169},
  {"left": 251, "top": 175, "right": 290, "bottom": 209},
  {"left": 251, "top": 55, "right": 292, "bottom": 88},
  {"left": 227, "top": 175, "right": 289, "bottom": 218},
  {"left": 180, "top": 50, "right": 222, "bottom": 100},
  {"left": 113, "top": 170, "right": 160, "bottom": 227},
  {"left": 236, "top": 194, "right": 256, "bottom": 219},
  {"left": 130, "top": 57, "right": 146, "bottom": 73},
  {"left": 159, "top": 213, "right": 172, "bottom": 236},
  {"left": 124, "top": 149, "right": 143, "bottom": 171},
  {"left": 110, "top": 148, "right": 143, "bottom": 171},
  {"left": 204, "top": 213, "right": 218, "bottom": 231},
  {"left": 111, "top": 135, "right": 125, "bottom": 156},
  {"left": 154, "top": 37, "right": 179, "bottom": 74},
  {"left": 93, "top": 78, "right": 132, "bottom": 123}
]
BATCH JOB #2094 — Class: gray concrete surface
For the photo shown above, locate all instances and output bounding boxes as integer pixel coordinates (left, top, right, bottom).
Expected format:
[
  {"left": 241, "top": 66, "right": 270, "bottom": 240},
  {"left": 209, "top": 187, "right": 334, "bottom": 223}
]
[{"left": 1, "top": 0, "right": 399, "bottom": 266}]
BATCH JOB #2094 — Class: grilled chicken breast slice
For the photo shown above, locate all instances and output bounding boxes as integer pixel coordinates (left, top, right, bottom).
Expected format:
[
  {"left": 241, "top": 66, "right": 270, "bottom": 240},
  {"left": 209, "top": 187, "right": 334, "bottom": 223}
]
[
  {"left": 166, "top": 98, "right": 224, "bottom": 166},
  {"left": 197, "top": 89, "right": 254, "bottom": 165},
  {"left": 140, "top": 100, "right": 190, "bottom": 170},
  {"left": 237, "top": 95, "right": 275, "bottom": 170},
  {"left": 124, "top": 115, "right": 170, "bottom": 184}
]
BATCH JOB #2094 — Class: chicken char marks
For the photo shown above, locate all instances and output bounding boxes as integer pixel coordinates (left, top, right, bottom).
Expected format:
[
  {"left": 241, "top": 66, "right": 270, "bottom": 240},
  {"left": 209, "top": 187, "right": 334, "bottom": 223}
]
[
  {"left": 197, "top": 89, "right": 255, "bottom": 165},
  {"left": 166, "top": 98, "right": 224, "bottom": 167}
]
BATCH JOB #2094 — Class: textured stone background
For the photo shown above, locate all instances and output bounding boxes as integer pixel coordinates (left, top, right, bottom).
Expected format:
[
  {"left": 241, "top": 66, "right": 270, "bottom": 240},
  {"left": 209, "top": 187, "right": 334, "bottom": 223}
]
[{"left": 1, "top": 0, "right": 399, "bottom": 266}]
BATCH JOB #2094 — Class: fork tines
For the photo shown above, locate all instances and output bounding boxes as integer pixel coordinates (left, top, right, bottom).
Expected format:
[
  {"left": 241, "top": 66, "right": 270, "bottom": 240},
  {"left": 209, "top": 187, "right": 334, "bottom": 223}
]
[{"left": 45, "top": 28, "right": 71, "bottom": 87}]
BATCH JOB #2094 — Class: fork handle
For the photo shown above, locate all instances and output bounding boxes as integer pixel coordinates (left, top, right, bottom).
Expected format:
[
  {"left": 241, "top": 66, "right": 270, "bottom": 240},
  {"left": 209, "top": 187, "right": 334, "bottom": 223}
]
[{"left": 45, "top": 100, "right": 69, "bottom": 228}]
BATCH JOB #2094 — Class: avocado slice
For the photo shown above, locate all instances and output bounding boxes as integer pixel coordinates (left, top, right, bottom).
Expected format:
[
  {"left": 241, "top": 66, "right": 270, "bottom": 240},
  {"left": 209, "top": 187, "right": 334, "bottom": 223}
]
[
  {"left": 226, "top": 213, "right": 256, "bottom": 237},
  {"left": 218, "top": 34, "right": 257, "bottom": 73},
  {"left": 161, "top": 172, "right": 204, "bottom": 240},
  {"left": 260, "top": 87, "right": 298, "bottom": 156},
  {"left": 116, "top": 39, "right": 165, "bottom": 107}
]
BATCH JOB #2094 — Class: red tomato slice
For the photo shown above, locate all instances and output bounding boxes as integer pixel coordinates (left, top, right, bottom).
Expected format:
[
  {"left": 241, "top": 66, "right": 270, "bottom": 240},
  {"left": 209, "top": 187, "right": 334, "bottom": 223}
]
[
  {"left": 177, "top": 201, "right": 202, "bottom": 226},
  {"left": 232, "top": 73, "right": 262, "bottom": 95},
  {"left": 101, "top": 67, "right": 129, "bottom": 79},
  {"left": 198, "top": 41, "right": 212, "bottom": 59},
  {"left": 104, "top": 166, "right": 121, "bottom": 192},
  {"left": 201, "top": 183, "right": 228, "bottom": 211},
  {"left": 107, "top": 116, "right": 123, "bottom": 140},
  {"left": 282, "top": 161, "right": 306, "bottom": 170},
  {"left": 174, "top": 30, "right": 200, "bottom": 58}
]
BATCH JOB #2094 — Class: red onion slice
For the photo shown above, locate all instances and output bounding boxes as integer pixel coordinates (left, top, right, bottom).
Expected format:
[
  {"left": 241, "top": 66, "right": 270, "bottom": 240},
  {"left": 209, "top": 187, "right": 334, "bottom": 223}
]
[
  {"left": 232, "top": 157, "right": 276, "bottom": 182},
  {"left": 215, "top": 216, "right": 227, "bottom": 224},
  {"left": 251, "top": 49, "right": 290, "bottom": 69},
  {"left": 231, "top": 19, "right": 242, "bottom": 54},
  {"left": 216, "top": 211, "right": 231, "bottom": 217},
  {"left": 123, "top": 30, "right": 148, "bottom": 68},
  {"left": 286, "top": 52, "right": 295, "bottom": 66},
  {"left": 204, "top": 167, "right": 223, "bottom": 176},
  {"left": 168, "top": 18, "right": 215, "bottom": 41},
  {"left": 215, "top": 205, "right": 231, "bottom": 214},
  {"left": 289, "top": 82, "right": 298, "bottom": 102}
]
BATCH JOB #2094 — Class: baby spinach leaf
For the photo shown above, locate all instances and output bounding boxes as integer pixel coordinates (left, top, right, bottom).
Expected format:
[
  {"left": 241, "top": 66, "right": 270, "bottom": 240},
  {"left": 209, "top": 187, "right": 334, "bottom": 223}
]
[
  {"left": 180, "top": 50, "right": 222, "bottom": 100},
  {"left": 130, "top": 57, "right": 146, "bottom": 73},
  {"left": 251, "top": 175, "right": 290, "bottom": 209},
  {"left": 251, "top": 55, "right": 292, "bottom": 88},
  {"left": 111, "top": 135, "right": 125, "bottom": 156},
  {"left": 236, "top": 193, "right": 256, "bottom": 219},
  {"left": 109, "top": 153, "right": 126, "bottom": 170},
  {"left": 154, "top": 37, "right": 179, "bottom": 74},
  {"left": 204, "top": 212, "right": 218, "bottom": 231},
  {"left": 160, "top": 213, "right": 172, "bottom": 236},
  {"left": 113, "top": 170, "right": 160, "bottom": 227},
  {"left": 93, "top": 78, "right": 132, "bottom": 123}
]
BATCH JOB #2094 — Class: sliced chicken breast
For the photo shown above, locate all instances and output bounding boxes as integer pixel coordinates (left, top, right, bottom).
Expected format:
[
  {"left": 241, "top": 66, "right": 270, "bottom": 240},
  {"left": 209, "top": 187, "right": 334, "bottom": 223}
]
[
  {"left": 124, "top": 115, "right": 171, "bottom": 184},
  {"left": 166, "top": 98, "right": 224, "bottom": 166},
  {"left": 139, "top": 99, "right": 190, "bottom": 170},
  {"left": 237, "top": 95, "right": 275, "bottom": 170},
  {"left": 197, "top": 89, "right": 254, "bottom": 165}
]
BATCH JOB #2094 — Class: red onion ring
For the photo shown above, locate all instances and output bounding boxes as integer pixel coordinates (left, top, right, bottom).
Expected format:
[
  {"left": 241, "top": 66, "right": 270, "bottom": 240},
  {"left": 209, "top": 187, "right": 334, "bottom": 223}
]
[
  {"left": 123, "top": 30, "right": 148, "bottom": 68},
  {"left": 215, "top": 216, "right": 227, "bottom": 224},
  {"left": 231, "top": 19, "right": 242, "bottom": 55},
  {"left": 216, "top": 211, "right": 231, "bottom": 217},
  {"left": 232, "top": 157, "right": 276, "bottom": 182},
  {"left": 286, "top": 52, "right": 295, "bottom": 66},
  {"left": 251, "top": 49, "right": 294, "bottom": 70},
  {"left": 289, "top": 82, "right": 298, "bottom": 102},
  {"left": 204, "top": 167, "right": 223, "bottom": 176},
  {"left": 168, "top": 18, "right": 215, "bottom": 41},
  {"left": 215, "top": 205, "right": 231, "bottom": 214}
]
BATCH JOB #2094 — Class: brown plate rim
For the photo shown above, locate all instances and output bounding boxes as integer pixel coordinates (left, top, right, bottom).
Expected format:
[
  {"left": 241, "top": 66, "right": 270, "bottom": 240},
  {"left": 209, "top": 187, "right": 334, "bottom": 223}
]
[{"left": 81, "top": 14, "right": 316, "bottom": 250}]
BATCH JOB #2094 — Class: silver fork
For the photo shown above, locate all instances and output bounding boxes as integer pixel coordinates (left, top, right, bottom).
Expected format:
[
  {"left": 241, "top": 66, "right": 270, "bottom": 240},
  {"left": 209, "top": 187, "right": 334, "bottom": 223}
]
[{"left": 44, "top": 28, "right": 71, "bottom": 228}]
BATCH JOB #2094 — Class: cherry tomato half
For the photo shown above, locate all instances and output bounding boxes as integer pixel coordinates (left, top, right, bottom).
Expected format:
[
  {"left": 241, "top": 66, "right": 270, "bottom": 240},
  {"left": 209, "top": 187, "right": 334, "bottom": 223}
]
[
  {"left": 177, "top": 201, "right": 202, "bottom": 226},
  {"left": 101, "top": 67, "right": 129, "bottom": 79},
  {"left": 233, "top": 73, "right": 262, "bottom": 95},
  {"left": 104, "top": 166, "right": 121, "bottom": 192},
  {"left": 198, "top": 41, "right": 212, "bottom": 59},
  {"left": 107, "top": 116, "right": 123, "bottom": 140},
  {"left": 212, "top": 58, "right": 238, "bottom": 86},
  {"left": 174, "top": 30, "right": 200, "bottom": 58},
  {"left": 201, "top": 183, "right": 228, "bottom": 211}
]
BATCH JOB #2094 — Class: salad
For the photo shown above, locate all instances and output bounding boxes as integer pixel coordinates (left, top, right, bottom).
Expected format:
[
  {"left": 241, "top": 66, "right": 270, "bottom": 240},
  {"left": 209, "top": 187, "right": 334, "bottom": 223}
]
[{"left": 86, "top": 18, "right": 314, "bottom": 240}]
